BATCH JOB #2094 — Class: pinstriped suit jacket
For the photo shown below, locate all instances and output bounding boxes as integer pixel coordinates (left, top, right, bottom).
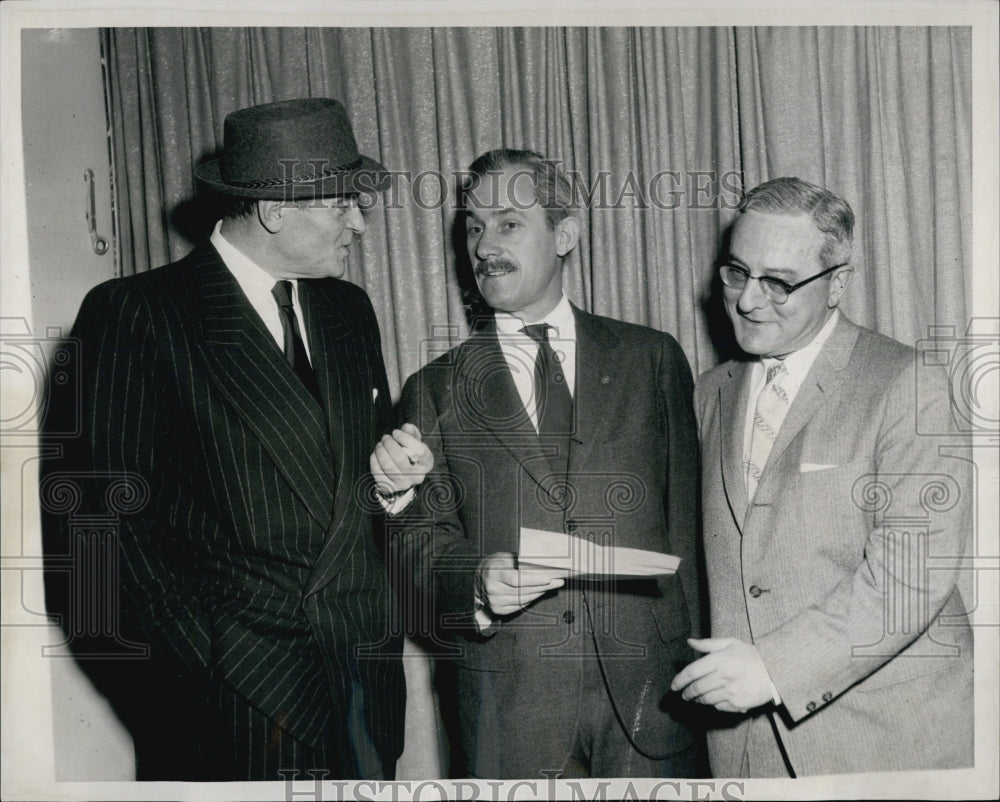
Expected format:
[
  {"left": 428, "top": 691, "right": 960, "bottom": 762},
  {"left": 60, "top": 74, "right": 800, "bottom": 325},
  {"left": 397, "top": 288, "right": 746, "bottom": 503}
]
[
  {"left": 42, "top": 242, "right": 404, "bottom": 774},
  {"left": 695, "top": 315, "right": 973, "bottom": 776}
]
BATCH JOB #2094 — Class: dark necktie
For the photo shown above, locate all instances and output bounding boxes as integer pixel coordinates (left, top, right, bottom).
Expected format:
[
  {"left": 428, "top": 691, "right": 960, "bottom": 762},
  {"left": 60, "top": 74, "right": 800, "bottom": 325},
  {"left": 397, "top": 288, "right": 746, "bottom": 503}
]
[
  {"left": 271, "top": 280, "right": 322, "bottom": 404},
  {"left": 522, "top": 323, "right": 573, "bottom": 474}
]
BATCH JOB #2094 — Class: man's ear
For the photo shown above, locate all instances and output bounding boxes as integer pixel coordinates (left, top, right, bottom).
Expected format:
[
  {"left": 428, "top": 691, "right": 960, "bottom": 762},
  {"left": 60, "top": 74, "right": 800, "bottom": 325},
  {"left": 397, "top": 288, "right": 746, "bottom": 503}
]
[
  {"left": 256, "top": 200, "right": 284, "bottom": 234},
  {"left": 555, "top": 215, "right": 580, "bottom": 258},
  {"left": 827, "top": 266, "right": 854, "bottom": 308}
]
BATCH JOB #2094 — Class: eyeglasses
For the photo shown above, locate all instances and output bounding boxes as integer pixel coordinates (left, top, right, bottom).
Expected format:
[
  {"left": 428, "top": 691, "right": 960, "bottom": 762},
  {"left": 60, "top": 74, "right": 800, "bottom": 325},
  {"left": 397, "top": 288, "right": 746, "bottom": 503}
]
[{"left": 718, "top": 262, "right": 849, "bottom": 304}]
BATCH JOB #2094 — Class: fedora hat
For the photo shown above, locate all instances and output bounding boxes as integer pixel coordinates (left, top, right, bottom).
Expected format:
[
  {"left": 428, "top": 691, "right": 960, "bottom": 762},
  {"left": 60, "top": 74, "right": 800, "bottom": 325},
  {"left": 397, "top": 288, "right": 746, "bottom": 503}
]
[{"left": 195, "top": 97, "right": 389, "bottom": 200}]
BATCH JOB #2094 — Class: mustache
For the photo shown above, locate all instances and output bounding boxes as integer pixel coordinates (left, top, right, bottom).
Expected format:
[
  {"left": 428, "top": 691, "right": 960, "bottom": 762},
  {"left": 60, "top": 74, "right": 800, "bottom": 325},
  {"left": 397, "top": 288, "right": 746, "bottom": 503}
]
[{"left": 475, "top": 258, "right": 517, "bottom": 277}]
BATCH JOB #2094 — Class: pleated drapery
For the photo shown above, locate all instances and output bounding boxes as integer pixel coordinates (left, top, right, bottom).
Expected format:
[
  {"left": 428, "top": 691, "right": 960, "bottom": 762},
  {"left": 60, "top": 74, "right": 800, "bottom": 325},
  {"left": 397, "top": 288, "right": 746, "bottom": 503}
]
[{"left": 103, "top": 26, "right": 971, "bottom": 391}]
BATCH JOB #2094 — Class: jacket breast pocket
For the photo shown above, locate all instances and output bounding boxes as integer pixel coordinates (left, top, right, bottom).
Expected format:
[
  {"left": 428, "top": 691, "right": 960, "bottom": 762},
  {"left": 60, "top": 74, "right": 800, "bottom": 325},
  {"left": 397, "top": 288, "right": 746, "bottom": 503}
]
[{"left": 796, "top": 458, "right": 872, "bottom": 520}]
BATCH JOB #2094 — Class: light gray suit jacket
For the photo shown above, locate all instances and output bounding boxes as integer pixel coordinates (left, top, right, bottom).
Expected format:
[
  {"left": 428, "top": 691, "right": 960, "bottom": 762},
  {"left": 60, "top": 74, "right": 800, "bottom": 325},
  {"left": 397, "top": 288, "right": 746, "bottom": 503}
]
[{"left": 694, "top": 314, "right": 973, "bottom": 777}]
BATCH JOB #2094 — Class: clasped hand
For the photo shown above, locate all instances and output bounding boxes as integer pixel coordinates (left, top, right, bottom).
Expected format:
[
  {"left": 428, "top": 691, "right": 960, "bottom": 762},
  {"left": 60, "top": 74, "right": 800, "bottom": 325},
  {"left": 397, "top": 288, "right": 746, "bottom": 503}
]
[{"left": 369, "top": 422, "right": 433, "bottom": 496}]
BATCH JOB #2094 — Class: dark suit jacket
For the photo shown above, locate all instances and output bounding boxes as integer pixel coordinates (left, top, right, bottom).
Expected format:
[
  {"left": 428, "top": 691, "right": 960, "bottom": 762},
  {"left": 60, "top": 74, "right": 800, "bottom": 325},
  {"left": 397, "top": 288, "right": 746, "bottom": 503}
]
[
  {"left": 392, "top": 306, "right": 701, "bottom": 764},
  {"left": 695, "top": 315, "right": 973, "bottom": 776},
  {"left": 41, "top": 242, "right": 404, "bottom": 777}
]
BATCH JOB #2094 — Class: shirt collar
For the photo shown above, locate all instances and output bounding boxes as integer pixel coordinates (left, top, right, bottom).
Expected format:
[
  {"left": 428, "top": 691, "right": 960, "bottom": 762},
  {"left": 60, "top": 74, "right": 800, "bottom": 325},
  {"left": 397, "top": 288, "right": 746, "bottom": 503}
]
[
  {"left": 210, "top": 219, "right": 288, "bottom": 297},
  {"left": 494, "top": 295, "right": 576, "bottom": 340},
  {"left": 762, "top": 309, "right": 840, "bottom": 391}
]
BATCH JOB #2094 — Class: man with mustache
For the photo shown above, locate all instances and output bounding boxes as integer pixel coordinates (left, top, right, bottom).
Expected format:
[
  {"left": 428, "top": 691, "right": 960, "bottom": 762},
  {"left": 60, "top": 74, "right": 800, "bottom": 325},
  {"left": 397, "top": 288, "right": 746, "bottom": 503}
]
[{"left": 391, "top": 149, "right": 702, "bottom": 778}]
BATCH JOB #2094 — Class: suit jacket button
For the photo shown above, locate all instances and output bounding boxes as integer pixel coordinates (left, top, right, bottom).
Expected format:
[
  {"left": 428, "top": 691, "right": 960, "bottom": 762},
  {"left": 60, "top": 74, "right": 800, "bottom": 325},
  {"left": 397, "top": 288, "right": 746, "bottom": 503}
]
[
  {"left": 822, "top": 692, "right": 832, "bottom": 702},
  {"left": 806, "top": 701, "right": 817, "bottom": 712},
  {"left": 748, "top": 585, "right": 762, "bottom": 598},
  {"left": 562, "top": 610, "right": 575, "bottom": 624}
]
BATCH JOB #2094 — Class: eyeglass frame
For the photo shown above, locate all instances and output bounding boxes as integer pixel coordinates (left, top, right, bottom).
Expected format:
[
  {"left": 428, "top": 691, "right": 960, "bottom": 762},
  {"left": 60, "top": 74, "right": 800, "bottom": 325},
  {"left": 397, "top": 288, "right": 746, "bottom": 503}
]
[{"left": 718, "top": 261, "right": 850, "bottom": 304}]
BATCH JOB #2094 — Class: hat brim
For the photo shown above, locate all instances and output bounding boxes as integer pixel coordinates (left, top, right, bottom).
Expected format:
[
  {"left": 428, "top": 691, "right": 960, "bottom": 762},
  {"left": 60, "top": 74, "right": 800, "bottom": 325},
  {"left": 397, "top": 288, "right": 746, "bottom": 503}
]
[{"left": 194, "top": 154, "right": 391, "bottom": 200}]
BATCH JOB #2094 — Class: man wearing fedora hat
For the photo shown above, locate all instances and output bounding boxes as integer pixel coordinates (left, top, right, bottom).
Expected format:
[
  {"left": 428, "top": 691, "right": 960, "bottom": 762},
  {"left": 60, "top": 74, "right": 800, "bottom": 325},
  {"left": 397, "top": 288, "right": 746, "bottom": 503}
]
[{"left": 41, "top": 97, "right": 430, "bottom": 780}]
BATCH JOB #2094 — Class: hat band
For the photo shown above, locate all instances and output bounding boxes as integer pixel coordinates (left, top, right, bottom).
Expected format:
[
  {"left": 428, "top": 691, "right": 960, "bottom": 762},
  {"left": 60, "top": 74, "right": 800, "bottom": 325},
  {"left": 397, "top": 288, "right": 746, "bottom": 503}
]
[{"left": 223, "top": 156, "right": 366, "bottom": 189}]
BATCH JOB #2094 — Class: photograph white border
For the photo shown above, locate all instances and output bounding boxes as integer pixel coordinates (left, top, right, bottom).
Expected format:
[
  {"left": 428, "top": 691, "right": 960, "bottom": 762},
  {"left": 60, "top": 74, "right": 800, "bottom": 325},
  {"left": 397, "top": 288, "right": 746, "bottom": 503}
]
[{"left": 2, "top": 2, "right": 997, "bottom": 800}]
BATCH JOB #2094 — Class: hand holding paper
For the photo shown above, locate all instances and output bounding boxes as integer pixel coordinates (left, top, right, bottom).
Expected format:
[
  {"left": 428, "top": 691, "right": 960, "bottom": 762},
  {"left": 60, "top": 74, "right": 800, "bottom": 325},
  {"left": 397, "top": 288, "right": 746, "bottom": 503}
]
[
  {"left": 479, "top": 552, "right": 566, "bottom": 616},
  {"left": 518, "top": 527, "right": 680, "bottom": 578}
]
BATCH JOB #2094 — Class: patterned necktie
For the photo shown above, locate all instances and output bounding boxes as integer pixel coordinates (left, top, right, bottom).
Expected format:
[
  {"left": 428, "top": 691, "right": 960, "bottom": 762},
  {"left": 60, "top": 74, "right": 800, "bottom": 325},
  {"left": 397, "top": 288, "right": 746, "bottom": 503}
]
[
  {"left": 522, "top": 323, "right": 573, "bottom": 474},
  {"left": 271, "top": 280, "right": 322, "bottom": 404},
  {"left": 745, "top": 360, "right": 789, "bottom": 501}
]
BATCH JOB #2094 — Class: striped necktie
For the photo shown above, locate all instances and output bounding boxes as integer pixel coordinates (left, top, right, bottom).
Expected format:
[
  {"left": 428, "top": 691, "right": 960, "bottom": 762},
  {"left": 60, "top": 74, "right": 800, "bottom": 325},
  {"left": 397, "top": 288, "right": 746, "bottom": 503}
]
[{"left": 745, "top": 360, "right": 789, "bottom": 500}]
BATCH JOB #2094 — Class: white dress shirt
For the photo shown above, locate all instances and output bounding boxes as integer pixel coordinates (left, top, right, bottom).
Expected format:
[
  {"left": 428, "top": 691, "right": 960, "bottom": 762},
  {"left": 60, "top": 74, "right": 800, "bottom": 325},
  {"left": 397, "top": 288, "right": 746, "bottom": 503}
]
[
  {"left": 210, "top": 220, "right": 312, "bottom": 363},
  {"left": 493, "top": 294, "right": 577, "bottom": 432},
  {"left": 210, "top": 220, "right": 413, "bottom": 512}
]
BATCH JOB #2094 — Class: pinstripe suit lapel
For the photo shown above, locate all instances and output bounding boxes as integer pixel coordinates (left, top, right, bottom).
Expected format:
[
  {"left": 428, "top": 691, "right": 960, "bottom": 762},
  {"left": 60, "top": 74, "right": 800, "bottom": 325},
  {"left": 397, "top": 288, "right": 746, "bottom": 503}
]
[
  {"left": 299, "top": 281, "right": 378, "bottom": 597},
  {"left": 720, "top": 360, "right": 752, "bottom": 528},
  {"left": 567, "top": 308, "right": 618, "bottom": 473},
  {"left": 192, "top": 245, "right": 336, "bottom": 529},
  {"left": 297, "top": 281, "right": 353, "bottom": 468}
]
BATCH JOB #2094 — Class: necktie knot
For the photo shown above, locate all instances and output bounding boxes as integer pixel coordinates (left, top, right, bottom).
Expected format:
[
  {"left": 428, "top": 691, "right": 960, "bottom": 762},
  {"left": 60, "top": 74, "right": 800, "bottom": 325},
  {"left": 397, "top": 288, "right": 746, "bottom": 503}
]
[
  {"left": 521, "top": 323, "right": 550, "bottom": 344},
  {"left": 271, "top": 279, "right": 294, "bottom": 311},
  {"left": 765, "top": 360, "right": 787, "bottom": 384}
]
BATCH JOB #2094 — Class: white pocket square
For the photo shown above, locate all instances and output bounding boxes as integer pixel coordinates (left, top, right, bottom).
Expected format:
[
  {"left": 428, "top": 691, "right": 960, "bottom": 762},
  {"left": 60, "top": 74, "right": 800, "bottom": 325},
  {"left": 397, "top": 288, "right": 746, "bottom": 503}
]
[
  {"left": 372, "top": 388, "right": 379, "bottom": 402},
  {"left": 800, "top": 462, "right": 838, "bottom": 473}
]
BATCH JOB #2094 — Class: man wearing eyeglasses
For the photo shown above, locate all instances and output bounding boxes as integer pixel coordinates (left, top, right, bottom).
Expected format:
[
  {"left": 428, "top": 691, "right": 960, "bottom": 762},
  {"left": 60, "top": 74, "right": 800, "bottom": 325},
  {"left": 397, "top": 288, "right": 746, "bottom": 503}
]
[{"left": 671, "top": 177, "right": 973, "bottom": 776}]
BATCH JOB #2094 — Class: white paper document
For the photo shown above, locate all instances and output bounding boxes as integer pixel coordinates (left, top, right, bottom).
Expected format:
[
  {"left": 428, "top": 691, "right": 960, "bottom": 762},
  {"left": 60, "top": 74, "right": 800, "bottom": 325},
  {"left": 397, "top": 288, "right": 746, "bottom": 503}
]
[{"left": 517, "top": 526, "right": 680, "bottom": 578}]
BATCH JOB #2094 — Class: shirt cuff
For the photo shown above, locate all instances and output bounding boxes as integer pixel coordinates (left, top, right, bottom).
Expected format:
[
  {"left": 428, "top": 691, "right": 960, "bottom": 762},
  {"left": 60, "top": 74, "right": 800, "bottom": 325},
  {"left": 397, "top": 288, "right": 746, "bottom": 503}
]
[
  {"left": 769, "top": 678, "right": 782, "bottom": 707},
  {"left": 473, "top": 562, "right": 499, "bottom": 636},
  {"left": 377, "top": 487, "right": 416, "bottom": 515},
  {"left": 473, "top": 594, "right": 498, "bottom": 636}
]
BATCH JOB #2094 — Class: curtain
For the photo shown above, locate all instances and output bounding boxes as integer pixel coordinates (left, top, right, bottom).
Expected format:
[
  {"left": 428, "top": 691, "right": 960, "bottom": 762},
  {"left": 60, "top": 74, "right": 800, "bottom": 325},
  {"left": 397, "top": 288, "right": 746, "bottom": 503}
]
[
  {"left": 100, "top": 25, "right": 972, "bottom": 781},
  {"left": 104, "top": 26, "right": 972, "bottom": 390},
  {"left": 734, "top": 27, "right": 971, "bottom": 346}
]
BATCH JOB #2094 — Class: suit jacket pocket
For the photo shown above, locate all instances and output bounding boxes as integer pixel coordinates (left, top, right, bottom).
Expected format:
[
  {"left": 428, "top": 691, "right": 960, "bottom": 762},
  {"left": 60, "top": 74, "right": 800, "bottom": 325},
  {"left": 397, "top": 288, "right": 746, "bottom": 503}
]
[
  {"left": 454, "top": 627, "right": 518, "bottom": 672},
  {"left": 211, "top": 619, "right": 332, "bottom": 747}
]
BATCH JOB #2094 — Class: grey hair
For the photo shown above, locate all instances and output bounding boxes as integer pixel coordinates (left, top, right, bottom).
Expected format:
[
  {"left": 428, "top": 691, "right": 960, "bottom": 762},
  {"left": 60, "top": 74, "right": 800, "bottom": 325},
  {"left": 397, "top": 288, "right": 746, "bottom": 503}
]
[{"left": 739, "top": 177, "right": 854, "bottom": 266}]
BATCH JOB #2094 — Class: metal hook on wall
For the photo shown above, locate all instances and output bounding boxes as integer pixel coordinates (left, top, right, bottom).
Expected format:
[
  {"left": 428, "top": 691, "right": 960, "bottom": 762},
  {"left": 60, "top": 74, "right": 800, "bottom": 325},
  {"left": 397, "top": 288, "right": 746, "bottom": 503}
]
[{"left": 84, "top": 168, "right": 110, "bottom": 256}]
